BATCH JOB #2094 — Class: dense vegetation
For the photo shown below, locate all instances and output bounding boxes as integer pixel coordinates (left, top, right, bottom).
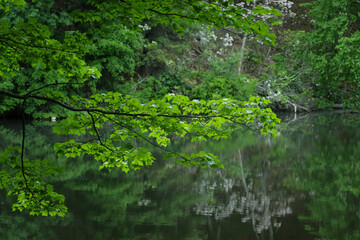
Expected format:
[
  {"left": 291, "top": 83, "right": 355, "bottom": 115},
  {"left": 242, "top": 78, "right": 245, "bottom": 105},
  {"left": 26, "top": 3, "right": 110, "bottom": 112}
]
[{"left": 0, "top": 0, "right": 359, "bottom": 217}]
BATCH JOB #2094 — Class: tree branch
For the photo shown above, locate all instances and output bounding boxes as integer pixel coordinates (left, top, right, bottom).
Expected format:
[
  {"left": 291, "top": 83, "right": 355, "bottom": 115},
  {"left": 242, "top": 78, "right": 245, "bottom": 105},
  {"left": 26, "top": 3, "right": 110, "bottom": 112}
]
[
  {"left": 101, "top": 114, "right": 191, "bottom": 162},
  {"left": 20, "top": 99, "right": 33, "bottom": 196},
  {"left": 148, "top": 8, "right": 199, "bottom": 21},
  {"left": 25, "top": 82, "right": 86, "bottom": 96},
  {"left": 0, "top": 37, "right": 80, "bottom": 54},
  {"left": 0, "top": 90, "right": 226, "bottom": 119},
  {"left": 88, "top": 111, "right": 118, "bottom": 153}
]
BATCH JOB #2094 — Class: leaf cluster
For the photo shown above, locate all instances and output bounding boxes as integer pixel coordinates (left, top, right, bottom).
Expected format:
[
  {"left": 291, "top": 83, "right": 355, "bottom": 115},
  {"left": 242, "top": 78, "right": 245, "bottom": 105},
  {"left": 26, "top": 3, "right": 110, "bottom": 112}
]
[
  {"left": 0, "top": 146, "right": 67, "bottom": 217},
  {"left": 47, "top": 92, "right": 279, "bottom": 172}
]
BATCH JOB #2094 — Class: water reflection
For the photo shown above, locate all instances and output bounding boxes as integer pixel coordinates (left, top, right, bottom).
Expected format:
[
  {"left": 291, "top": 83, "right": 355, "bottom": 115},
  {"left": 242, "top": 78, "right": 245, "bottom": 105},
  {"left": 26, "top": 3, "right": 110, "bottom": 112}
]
[
  {"left": 190, "top": 133, "right": 309, "bottom": 240},
  {"left": 288, "top": 113, "right": 360, "bottom": 240},
  {"left": 0, "top": 113, "right": 360, "bottom": 239}
]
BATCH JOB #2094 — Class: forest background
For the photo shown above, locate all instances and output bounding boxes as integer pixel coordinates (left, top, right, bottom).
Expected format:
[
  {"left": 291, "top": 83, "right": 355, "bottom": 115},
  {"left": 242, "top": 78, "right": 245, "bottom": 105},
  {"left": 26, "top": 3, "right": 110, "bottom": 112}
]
[{"left": 2, "top": 0, "right": 360, "bottom": 117}]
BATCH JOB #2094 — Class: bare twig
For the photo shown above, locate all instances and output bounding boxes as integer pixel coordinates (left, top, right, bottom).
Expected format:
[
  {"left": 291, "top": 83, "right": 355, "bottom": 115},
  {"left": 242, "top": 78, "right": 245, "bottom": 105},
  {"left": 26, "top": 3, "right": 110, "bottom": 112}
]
[
  {"left": 0, "top": 37, "right": 80, "bottom": 54},
  {"left": 88, "top": 111, "right": 117, "bottom": 152},
  {"left": 101, "top": 114, "right": 191, "bottom": 162},
  {"left": 20, "top": 99, "right": 33, "bottom": 196},
  {"left": 25, "top": 82, "right": 86, "bottom": 96}
]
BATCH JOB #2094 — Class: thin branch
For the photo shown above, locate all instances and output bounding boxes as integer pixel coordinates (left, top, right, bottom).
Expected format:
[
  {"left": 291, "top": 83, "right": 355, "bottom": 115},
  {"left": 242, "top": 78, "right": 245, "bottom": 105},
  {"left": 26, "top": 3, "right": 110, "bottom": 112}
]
[
  {"left": 25, "top": 82, "right": 86, "bottom": 96},
  {"left": 20, "top": 99, "right": 33, "bottom": 196},
  {"left": 1, "top": 90, "right": 266, "bottom": 137},
  {"left": 222, "top": 116, "right": 259, "bottom": 133},
  {"left": 148, "top": 8, "right": 199, "bottom": 21},
  {"left": 88, "top": 111, "right": 116, "bottom": 152},
  {"left": 147, "top": 7, "right": 225, "bottom": 29},
  {"left": 286, "top": 100, "right": 309, "bottom": 113},
  {"left": 0, "top": 90, "right": 226, "bottom": 119},
  {"left": 101, "top": 115, "right": 191, "bottom": 162},
  {"left": 0, "top": 37, "right": 80, "bottom": 54}
]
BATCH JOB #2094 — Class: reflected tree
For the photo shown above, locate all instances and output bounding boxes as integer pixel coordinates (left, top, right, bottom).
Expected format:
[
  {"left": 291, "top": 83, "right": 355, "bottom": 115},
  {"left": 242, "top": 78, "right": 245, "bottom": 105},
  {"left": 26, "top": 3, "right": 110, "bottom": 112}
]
[{"left": 289, "top": 113, "right": 360, "bottom": 239}]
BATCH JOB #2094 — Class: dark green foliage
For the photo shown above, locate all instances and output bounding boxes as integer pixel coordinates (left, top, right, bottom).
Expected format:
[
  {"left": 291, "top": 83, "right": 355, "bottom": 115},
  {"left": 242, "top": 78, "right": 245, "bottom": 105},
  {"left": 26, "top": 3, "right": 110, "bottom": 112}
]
[
  {"left": 298, "top": 0, "right": 360, "bottom": 107},
  {"left": 191, "top": 53, "right": 257, "bottom": 101},
  {"left": 87, "top": 22, "right": 144, "bottom": 92},
  {"left": 0, "top": 0, "right": 101, "bottom": 117},
  {"left": 129, "top": 73, "right": 192, "bottom": 102},
  {"left": 2, "top": 0, "right": 73, "bottom": 29}
]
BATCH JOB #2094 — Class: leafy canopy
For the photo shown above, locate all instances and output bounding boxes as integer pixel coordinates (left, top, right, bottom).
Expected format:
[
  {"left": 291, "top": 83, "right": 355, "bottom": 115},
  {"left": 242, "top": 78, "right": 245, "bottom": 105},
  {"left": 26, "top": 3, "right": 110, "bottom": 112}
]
[{"left": 0, "top": 0, "right": 280, "bottom": 217}]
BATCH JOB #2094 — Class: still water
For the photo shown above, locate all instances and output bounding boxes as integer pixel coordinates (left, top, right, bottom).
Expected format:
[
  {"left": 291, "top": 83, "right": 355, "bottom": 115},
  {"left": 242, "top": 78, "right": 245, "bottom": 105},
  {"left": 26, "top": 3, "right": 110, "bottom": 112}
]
[{"left": 1, "top": 112, "right": 360, "bottom": 240}]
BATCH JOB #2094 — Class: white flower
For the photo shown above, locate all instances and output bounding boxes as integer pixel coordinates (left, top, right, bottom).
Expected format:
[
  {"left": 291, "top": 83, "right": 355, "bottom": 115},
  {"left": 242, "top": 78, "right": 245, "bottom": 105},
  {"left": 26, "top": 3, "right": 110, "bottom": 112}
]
[
  {"left": 139, "top": 24, "right": 151, "bottom": 31},
  {"left": 223, "top": 33, "right": 234, "bottom": 47}
]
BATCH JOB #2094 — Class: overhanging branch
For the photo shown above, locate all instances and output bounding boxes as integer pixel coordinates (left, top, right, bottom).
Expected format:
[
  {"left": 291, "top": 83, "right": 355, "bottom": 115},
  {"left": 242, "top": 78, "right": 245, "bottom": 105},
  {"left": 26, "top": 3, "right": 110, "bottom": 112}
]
[
  {"left": 0, "top": 37, "right": 81, "bottom": 54},
  {"left": 0, "top": 90, "right": 226, "bottom": 119}
]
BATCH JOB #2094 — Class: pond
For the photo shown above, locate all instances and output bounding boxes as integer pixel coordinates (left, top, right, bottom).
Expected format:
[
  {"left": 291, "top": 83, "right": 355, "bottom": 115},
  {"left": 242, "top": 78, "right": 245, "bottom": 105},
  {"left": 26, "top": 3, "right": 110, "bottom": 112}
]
[{"left": 1, "top": 112, "right": 360, "bottom": 240}]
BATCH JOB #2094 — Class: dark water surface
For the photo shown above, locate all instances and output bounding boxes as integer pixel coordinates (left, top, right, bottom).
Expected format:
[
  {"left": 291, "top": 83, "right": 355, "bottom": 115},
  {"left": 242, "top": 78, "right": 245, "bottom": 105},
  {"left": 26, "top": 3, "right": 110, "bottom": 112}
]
[{"left": 1, "top": 112, "right": 360, "bottom": 240}]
